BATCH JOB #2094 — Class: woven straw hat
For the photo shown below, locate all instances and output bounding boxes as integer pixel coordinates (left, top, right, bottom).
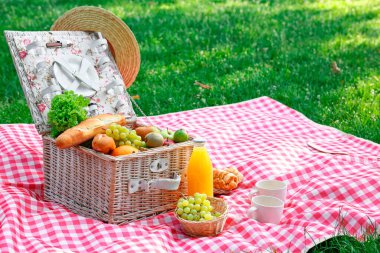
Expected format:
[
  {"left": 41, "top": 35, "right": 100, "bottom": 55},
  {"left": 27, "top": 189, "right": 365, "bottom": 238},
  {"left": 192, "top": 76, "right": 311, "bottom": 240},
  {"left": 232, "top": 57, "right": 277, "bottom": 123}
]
[{"left": 51, "top": 6, "right": 140, "bottom": 88}]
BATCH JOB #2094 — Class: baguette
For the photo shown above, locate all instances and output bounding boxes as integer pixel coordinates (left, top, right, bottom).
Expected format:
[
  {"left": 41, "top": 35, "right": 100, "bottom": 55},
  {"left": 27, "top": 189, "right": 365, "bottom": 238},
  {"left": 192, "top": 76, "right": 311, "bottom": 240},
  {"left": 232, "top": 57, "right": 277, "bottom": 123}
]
[{"left": 55, "top": 114, "right": 126, "bottom": 149}]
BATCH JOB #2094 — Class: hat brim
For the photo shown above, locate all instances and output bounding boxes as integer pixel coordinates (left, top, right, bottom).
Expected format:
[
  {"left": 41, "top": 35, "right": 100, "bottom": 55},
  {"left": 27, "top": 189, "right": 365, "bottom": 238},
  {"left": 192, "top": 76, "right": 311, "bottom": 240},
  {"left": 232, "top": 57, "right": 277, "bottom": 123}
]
[{"left": 51, "top": 6, "right": 140, "bottom": 88}]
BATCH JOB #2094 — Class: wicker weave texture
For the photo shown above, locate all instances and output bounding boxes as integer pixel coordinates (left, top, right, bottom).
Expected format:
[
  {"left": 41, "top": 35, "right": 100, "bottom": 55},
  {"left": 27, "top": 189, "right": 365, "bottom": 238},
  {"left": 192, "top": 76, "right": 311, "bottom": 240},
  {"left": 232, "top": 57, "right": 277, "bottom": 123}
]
[
  {"left": 43, "top": 136, "right": 193, "bottom": 224},
  {"left": 175, "top": 197, "right": 228, "bottom": 237}
]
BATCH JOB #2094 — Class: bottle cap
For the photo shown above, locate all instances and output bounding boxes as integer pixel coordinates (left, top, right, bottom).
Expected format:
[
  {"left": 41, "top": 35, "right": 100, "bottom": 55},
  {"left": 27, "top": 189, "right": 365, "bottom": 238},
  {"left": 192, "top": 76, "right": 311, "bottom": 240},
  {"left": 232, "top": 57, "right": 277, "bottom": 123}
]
[{"left": 193, "top": 137, "right": 206, "bottom": 144}]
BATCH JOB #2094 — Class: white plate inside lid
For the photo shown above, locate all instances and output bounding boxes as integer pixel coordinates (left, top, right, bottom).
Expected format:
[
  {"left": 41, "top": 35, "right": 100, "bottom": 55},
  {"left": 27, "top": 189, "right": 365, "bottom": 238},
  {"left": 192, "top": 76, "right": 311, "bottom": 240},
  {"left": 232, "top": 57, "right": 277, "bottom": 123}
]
[{"left": 53, "top": 55, "right": 100, "bottom": 97}]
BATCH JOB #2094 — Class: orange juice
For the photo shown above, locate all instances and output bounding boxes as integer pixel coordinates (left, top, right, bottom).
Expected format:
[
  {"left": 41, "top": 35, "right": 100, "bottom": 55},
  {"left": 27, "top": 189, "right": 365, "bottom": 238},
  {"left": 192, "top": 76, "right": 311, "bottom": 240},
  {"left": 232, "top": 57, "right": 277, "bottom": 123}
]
[{"left": 187, "top": 139, "right": 213, "bottom": 197}]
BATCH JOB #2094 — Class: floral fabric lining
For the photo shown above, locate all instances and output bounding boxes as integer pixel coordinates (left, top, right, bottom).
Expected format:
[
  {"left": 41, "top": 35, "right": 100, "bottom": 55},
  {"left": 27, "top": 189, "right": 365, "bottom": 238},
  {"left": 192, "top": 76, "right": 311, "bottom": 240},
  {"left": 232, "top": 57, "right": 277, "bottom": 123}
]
[{"left": 5, "top": 31, "right": 135, "bottom": 134}]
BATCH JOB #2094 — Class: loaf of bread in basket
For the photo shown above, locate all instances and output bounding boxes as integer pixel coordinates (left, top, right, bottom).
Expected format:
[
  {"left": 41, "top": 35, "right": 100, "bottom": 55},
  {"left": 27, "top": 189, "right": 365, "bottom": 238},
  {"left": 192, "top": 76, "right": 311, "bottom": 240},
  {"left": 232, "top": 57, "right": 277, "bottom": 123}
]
[{"left": 55, "top": 114, "right": 126, "bottom": 149}]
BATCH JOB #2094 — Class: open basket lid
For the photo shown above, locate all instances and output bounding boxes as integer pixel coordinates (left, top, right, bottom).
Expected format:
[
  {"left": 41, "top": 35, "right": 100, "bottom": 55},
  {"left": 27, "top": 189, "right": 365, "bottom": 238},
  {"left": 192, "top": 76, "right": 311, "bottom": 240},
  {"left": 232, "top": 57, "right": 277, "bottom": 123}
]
[{"left": 5, "top": 30, "right": 138, "bottom": 135}]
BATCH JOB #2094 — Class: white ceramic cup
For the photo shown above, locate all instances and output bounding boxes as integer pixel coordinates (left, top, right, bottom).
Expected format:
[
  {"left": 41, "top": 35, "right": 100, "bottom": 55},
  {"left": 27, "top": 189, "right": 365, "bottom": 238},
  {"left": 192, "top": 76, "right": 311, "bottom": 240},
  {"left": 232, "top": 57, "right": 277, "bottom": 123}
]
[
  {"left": 249, "top": 179, "right": 287, "bottom": 203},
  {"left": 247, "top": 195, "right": 284, "bottom": 224}
]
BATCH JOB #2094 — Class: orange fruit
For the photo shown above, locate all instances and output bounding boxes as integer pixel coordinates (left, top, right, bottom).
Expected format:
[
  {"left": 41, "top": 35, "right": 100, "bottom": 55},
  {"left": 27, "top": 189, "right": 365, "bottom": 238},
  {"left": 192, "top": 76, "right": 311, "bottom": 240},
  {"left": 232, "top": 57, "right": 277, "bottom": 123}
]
[
  {"left": 111, "top": 145, "right": 139, "bottom": 156},
  {"left": 92, "top": 134, "right": 116, "bottom": 154}
]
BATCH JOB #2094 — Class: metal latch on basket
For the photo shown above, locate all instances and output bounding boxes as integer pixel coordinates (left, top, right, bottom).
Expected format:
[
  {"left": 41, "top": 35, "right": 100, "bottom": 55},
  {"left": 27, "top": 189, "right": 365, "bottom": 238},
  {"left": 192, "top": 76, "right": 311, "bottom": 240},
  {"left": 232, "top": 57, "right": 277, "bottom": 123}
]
[
  {"left": 149, "top": 158, "right": 169, "bottom": 173},
  {"left": 128, "top": 173, "right": 181, "bottom": 194}
]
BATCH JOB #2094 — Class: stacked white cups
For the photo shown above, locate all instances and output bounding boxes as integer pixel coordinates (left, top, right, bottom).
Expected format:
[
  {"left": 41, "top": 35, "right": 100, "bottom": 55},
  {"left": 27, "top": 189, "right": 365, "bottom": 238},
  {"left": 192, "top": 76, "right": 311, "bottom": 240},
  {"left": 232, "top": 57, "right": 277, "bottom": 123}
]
[{"left": 247, "top": 180, "right": 287, "bottom": 224}]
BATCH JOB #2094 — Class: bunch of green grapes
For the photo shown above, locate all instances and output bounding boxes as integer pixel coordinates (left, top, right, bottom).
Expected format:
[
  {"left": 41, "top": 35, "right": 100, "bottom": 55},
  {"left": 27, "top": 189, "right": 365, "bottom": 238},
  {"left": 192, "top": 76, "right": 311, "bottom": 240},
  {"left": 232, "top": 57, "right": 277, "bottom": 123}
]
[
  {"left": 105, "top": 123, "right": 146, "bottom": 148},
  {"left": 175, "top": 193, "right": 221, "bottom": 221}
]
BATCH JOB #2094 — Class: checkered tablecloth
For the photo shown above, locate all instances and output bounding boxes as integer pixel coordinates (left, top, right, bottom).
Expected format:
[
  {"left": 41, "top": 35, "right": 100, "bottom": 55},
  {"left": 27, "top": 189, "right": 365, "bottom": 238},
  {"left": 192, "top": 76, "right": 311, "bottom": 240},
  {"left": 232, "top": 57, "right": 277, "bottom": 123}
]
[{"left": 1, "top": 96, "right": 379, "bottom": 252}]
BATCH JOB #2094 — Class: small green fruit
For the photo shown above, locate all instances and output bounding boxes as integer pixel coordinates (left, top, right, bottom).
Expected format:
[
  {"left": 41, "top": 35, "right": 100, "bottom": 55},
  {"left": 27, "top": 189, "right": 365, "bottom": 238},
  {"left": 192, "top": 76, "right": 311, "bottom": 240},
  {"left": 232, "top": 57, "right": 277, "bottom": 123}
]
[
  {"left": 168, "top": 130, "right": 174, "bottom": 140},
  {"left": 160, "top": 129, "right": 169, "bottom": 139},
  {"left": 173, "top": 129, "right": 189, "bottom": 143}
]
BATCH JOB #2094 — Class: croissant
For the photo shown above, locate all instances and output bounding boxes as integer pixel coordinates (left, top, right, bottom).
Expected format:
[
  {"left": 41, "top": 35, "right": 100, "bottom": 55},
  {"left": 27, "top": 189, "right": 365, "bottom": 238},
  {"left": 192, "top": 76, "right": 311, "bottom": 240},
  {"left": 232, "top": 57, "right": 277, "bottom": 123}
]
[
  {"left": 213, "top": 168, "right": 239, "bottom": 191},
  {"left": 224, "top": 167, "right": 244, "bottom": 184}
]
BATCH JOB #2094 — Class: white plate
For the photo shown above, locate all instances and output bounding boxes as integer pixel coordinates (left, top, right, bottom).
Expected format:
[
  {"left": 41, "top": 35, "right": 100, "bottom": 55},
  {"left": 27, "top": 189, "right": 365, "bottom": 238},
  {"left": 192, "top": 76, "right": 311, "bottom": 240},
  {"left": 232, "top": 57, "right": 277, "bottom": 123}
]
[{"left": 53, "top": 55, "right": 100, "bottom": 97}]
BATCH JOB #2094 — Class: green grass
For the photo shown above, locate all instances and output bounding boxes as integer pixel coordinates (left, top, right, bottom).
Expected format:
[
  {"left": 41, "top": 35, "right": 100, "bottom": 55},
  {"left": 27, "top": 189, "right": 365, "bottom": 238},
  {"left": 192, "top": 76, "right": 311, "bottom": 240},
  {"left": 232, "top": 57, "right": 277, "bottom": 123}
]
[
  {"left": 307, "top": 217, "right": 380, "bottom": 253},
  {"left": 0, "top": 1, "right": 379, "bottom": 250},
  {"left": 308, "top": 234, "right": 380, "bottom": 252},
  {"left": 0, "top": 0, "right": 379, "bottom": 144}
]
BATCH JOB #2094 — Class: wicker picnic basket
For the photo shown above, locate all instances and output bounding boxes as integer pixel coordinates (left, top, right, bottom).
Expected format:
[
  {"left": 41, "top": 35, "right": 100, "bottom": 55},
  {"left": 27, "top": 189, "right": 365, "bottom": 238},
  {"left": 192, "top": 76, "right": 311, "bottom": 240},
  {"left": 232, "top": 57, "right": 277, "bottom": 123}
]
[
  {"left": 174, "top": 197, "right": 228, "bottom": 237},
  {"left": 5, "top": 29, "right": 194, "bottom": 224},
  {"left": 43, "top": 136, "right": 193, "bottom": 224}
]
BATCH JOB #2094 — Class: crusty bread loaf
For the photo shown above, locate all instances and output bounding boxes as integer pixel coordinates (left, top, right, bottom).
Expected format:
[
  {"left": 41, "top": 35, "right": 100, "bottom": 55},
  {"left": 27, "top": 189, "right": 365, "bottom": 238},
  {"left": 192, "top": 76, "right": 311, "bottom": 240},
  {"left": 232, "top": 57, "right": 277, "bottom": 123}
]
[{"left": 55, "top": 114, "right": 126, "bottom": 149}]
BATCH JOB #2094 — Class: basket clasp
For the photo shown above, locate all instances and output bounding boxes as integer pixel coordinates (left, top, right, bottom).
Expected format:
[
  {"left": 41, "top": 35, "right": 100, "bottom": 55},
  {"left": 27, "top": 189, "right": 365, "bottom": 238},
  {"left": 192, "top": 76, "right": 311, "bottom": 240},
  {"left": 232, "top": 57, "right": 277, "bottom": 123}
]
[{"left": 149, "top": 158, "right": 169, "bottom": 173}]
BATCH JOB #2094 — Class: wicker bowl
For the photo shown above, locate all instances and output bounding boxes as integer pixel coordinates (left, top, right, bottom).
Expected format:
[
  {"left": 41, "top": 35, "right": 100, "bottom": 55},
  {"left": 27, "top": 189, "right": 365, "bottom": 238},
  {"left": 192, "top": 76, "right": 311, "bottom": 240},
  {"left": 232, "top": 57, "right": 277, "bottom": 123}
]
[{"left": 174, "top": 197, "right": 228, "bottom": 237}]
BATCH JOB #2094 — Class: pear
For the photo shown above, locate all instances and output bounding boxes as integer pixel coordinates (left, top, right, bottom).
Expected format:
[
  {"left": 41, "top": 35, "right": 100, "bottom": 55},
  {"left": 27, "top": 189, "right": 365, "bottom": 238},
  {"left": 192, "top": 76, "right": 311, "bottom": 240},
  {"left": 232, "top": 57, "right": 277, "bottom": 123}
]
[{"left": 135, "top": 126, "right": 155, "bottom": 139}]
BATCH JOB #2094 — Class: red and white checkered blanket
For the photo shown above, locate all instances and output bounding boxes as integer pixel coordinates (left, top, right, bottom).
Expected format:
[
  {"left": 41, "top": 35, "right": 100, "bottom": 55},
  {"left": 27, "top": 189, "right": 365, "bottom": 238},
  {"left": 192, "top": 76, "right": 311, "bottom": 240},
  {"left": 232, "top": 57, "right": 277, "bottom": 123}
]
[{"left": 1, "top": 97, "right": 379, "bottom": 252}]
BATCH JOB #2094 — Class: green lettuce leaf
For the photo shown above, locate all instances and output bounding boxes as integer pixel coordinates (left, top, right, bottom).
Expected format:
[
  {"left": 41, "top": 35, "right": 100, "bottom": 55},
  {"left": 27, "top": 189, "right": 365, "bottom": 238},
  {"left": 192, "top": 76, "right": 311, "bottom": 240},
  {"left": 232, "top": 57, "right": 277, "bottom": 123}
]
[{"left": 48, "top": 90, "right": 90, "bottom": 137}]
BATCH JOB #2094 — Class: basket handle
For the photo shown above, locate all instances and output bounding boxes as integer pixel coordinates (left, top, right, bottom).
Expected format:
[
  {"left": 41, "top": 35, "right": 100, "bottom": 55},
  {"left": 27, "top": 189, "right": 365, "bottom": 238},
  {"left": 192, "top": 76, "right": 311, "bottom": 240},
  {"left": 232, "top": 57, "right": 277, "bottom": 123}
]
[{"left": 128, "top": 173, "right": 181, "bottom": 194}]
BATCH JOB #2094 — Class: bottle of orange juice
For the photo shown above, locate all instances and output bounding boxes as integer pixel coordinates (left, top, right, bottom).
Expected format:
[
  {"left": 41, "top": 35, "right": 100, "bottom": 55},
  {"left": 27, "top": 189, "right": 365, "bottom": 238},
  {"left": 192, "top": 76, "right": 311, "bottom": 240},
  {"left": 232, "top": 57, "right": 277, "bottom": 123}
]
[{"left": 187, "top": 138, "right": 213, "bottom": 197}]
